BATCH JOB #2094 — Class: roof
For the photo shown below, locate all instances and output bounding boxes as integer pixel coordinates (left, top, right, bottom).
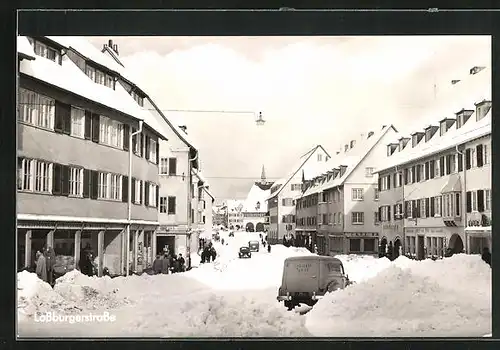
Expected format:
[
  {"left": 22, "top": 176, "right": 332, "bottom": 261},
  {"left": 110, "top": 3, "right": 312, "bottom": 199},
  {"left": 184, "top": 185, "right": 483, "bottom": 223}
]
[
  {"left": 297, "top": 125, "right": 397, "bottom": 197},
  {"left": 203, "top": 186, "right": 215, "bottom": 201},
  {"left": 242, "top": 183, "right": 270, "bottom": 213},
  {"left": 300, "top": 144, "right": 331, "bottom": 159},
  {"left": 17, "top": 36, "right": 35, "bottom": 60},
  {"left": 19, "top": 36, "right": 168, "bottom": 141},
  {"left": 266, "top": 145, "right": 330, "bottom": 201}
]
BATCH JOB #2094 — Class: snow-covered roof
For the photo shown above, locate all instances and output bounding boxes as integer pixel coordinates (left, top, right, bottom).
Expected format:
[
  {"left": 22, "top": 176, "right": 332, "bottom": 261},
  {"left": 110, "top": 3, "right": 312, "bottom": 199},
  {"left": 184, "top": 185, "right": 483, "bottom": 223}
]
[
  {"left": 297, "top": 126, "right": 396, "bottom": 197},
  {"left": 226, "top": 200, "right": 244, "bottom": 212},
  {"left": 376, "top": 66, "right": 491, "bottom": 173},
  {"left": 243, "top": 183, "right": 270, "bottom": 213},
  {"left": 19, "top": 36, "right": 169, "bottom": 141},
  {"left": 266, "top": 145, "right": 329, "bottom": 201},
  {"left": 17, "top": 36, "right": 35, "bottom": 60}
]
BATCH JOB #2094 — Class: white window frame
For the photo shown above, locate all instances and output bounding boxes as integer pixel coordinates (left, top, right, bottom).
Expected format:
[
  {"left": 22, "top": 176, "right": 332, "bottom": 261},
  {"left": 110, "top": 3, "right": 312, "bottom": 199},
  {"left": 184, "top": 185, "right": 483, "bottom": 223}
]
[
  {"left": 134, "top": 180, "right": 141, "bottom": 204},
  {"left": 434, "top": 160, "right": 440, "bottom": 177},
  {"left": 149, "top": 183, "right": 157, "bottom": 207},
  {"left": 70, "top": 107, "right": 85, "bottom": 138},
  {"left": 408, "top": 167, "right": 414, "bottom": 183},
  {"left": 150, "top": 139, "right": 158, "bottom": 164},
  {"left": 159, "top": 197, "right": 168, "bottom": 213},
  {"left": 99, "top": 115, "right": 124, "bottom": 149},
  {"left": 160, "top": 158, "right": 168, "bottom": 174},
  {"left": 352, "top": 212, "right": 364, "bottom": 225},
  {"left": 317, "top": 154, "right": 323, "bottom": 161},
  {"left": 19, "top": 88, "right": 55, "bottom": 130},
  {"left": 419, "top": 164, "right": 425, "bottom": 182},
  {"left": 109, "top": 173, "right": 122, "bottom": 201},
  {"left": 86, "top": 65, "right": 96, "bottom": 82},
  {"left": 133, "top": 133, "right": 141, "bottom": 155},
  {"left": 485, "top": 189, "right": 491, "bottom": 211},
  {"left": 352, "top": 188, "right": 364, "bottom": 201},
  {"left": 394, "top": 172, "right": 401, "bottom": 187},
  {"left": 471, "top": 191, "right": 478, "bottom": 212},
  {"left": 69, "top": 167, "right": 84, "bottom": 197},
  {"left": 19, "top": 159, "right": 52, "bottom": 193},
  {"left": 98, "top": 173, "right": 109, "bottom": 199},
  {"left": 434, "top": 196, "right": 442, "bottom": 217},
  {"left": 471, "top": 148, "right": 477, "bottom": 168},
  {"left": 483, "top": 144, "right": 490, "bottom": 165},
  {"left": 374, "top": 189, "right": 380, "bottom": 201},
  {"left": 365, "top": 167, "right": 374, "bottom": 177},
  {"left": 420, "top": 198, "right": 426, "bottom": 218}
]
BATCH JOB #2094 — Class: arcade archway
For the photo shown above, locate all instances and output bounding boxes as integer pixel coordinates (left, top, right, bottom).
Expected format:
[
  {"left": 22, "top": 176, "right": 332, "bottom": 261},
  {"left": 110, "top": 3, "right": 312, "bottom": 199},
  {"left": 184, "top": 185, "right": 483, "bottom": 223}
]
[
  {"left": 255, "top": 222, "right": 265, "bottom": 232},
  {"left": 245, "top": 222, "right": 255, "bottom": 232}
]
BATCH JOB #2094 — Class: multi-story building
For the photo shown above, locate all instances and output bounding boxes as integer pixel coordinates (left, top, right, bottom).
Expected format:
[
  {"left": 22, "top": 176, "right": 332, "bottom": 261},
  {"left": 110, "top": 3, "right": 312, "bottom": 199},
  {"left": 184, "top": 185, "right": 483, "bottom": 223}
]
[
  {"left": 241, "top": 166, "right": 274, "bottom": 232},
  {"left": 374, "top": 65, "right": 491, "bottom": 259},
  {"left": 200, "top": 185, "right": 215, "bottom": 232},
  {"left": 295, "top": 126, "right": 398, "bottom": 255},
  {"left": 267, "top": 145, "right": 331, "bottom": 244},
  {"left": 227, "top": 200, "right": 244, "bottom": 229},
  {"left": 213, "top": 203, "right": 228, "bottom": 227},
  {"left": 100, "top": 39, "right": 204, "bottom": 266},
  {"left": 16, "top": 36, "right": 169, "bottom": 276}
]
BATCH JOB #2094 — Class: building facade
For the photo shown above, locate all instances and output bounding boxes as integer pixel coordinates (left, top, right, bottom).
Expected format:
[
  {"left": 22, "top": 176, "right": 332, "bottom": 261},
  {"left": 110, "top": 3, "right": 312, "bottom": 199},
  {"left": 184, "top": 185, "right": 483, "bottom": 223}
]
[
  {"left": 227, "top": 200, "right": 244, "bottom": 229},
  {"left": 267, "top": 145, "right": 330, "bottom": 244},
  {"left": 375, "top": 68, "right": 491, "bottom": 259},
  {"left": 242, "top": 166, "right": 273, "bottom": 232},
  {"left": 295, "top": 126, "right": 398, "bottom": 255},
  {"left": 17, "top": 36, "right": 167, "bottom": 276}
]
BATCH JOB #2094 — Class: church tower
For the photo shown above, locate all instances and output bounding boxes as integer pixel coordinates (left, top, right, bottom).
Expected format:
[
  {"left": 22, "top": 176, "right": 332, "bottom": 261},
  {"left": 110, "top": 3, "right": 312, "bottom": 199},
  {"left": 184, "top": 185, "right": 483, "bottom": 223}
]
[{"left": 261, "top": 164, "right": 267, "bottom": 184}]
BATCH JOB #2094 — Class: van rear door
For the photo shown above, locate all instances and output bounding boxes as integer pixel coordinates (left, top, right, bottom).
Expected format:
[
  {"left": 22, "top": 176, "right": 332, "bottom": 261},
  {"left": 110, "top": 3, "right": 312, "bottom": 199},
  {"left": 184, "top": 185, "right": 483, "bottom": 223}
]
[{"left": 284, "top": 258, "right": 320, "bottom": 293}]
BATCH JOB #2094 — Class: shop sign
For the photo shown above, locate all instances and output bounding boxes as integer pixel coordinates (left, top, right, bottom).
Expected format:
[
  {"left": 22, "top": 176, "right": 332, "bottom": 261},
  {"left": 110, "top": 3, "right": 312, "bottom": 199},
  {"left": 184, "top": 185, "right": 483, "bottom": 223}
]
[{"left": 346, "top": 232, "right": 378, "bottom": 238}]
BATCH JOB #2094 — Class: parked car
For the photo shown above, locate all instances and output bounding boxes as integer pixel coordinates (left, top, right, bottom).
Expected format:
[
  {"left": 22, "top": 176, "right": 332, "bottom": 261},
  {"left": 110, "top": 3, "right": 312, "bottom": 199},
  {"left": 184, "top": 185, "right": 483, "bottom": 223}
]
[
  {"left": 248, "top": 240, "right": 260, "bottom": 252},
  {"left": 229, "top": 231, "right": 235, "bottom": 237},
  {"left": 277, "top": 256, "right": 352, "bottom": 310},
  {"left": 238, "top": 246, "right": 252, "bottom": 258}
]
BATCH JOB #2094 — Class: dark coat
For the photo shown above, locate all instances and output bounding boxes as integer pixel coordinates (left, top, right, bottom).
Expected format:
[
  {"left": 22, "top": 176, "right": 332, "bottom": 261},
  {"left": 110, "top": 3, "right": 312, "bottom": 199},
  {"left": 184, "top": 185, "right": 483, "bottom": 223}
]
[
  {"left": 45, "top": 247, "right": 56, "bottom": 272},
  {"left": 152, "top": 258, "right": 163, "bottom": 274},
  {"left": 482, "top": 251, "right": 492, "bottom": 266},
  {"left": 161, "top": 257, "right": 170, "bottom": 273}
]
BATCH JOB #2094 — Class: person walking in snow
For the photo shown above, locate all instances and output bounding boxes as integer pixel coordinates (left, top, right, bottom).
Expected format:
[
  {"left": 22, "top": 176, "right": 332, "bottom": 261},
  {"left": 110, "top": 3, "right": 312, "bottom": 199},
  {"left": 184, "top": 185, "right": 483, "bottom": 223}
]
[
  {"left": 482, "top": 247, "right": 492, "bottom": 267},
  {"left": 210, "top": 247, "right": 217, "bottom": 262},
  {"left": 153, "top": 254, "right": 163, "bottom": 274},
  {"left": 45, "top": 246, "right": 56, "bottom": 285},
  {"left": 178, "top": 254, "right": 186, "bottom": 272},
  {"left": 267, "top": 243, "right": 271, "bottom": 253},
  {"left": 35, "top": 250, "right": 48, "bottom": 282}
]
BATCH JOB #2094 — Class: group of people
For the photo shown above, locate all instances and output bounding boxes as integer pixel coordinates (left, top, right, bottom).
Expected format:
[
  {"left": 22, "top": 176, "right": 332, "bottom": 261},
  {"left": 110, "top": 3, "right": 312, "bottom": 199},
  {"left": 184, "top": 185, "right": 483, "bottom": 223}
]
[
  {"left": 201, "top": 243, "right": 217, "bottom": 263},
  {"left": 79, "top": 243, "right": 97, "bottom": 277},
  {"left": 34, "top": 246, "right": 56, "bottom": 285},
  {"left": 152, "top": 252, "right": 186, "bottom": 274}
]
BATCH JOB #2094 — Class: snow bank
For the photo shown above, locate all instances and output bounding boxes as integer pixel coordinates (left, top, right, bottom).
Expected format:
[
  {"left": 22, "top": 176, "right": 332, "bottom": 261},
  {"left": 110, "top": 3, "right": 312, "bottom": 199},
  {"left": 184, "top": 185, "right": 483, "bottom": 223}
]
[
  {"left": 334, "top": 254, "right": 392, "bottom": 283},
  {"left": 306, "top": 254, "right": 491, "bottom": 337}
]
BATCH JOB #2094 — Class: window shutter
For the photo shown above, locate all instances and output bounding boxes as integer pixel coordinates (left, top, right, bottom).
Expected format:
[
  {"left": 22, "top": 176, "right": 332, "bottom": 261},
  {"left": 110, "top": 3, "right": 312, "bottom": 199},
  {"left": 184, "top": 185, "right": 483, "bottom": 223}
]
[
  {"left": 131, "top": 178, "right": 136, "bottom": 203},
  {"left": 378, "top": 177, "right": 382, "bottom": 191},
  {"left": 429, "top": 161, "right": 435, "bottom": 179},
  {"left": 156, "top": 185, "right": 159, "bottom": 208},
  {"left": 52, "top": 163, "right": 62, "bottom": 195},
  {"left": 404, "top": 201, "right": 408, "bottom": 218},
  {"left": 476, "top": 145, "right": 483, "bottom": 167},
  {"left": 411, "top": 166, "right": 416, "bottom": 183},
  {"left": 156, "top": 141, "right": 160, "bottom": 165},
  {"left": 393, "top": 205, "right": 397, "bottom": 220},
  {"left": 387, "top": 176, "right": 391, "bottom": 190},
  {"left": 91, "top": 113, "right": 100, "bottom": 143},
  {"left": 140, "top": 134, "right": 144, "bottom": 157},
  {"left": 168, "top": 196, "right": 176, "bottom": 214},
  {"left": 83, "top": 169, "right": 90, "bottom": 198},
  {"left": 84, "top": 111, "right": 92, "bottom": 140},
  {"left": 446, "top": 156, "right": 452, "bottom": 175},
  {"left": 90, "top": 170, "right": 99, "bottom": 200},
  {"left": 61, "top": 165, "right": 70, "bottom": 196},
  {"left": 465, "top": 149, "right": 471, "bottom": 169},
  {"left": 169, "top": 158, "right": 176, "bottom": 175},
  {"left": 387, "top": 205, "right": 391, "bottom": 221},
  {"left": 466, "top": 191, "right": 472, "bottom": 213},
  {"left": 145, "top": 136, "right": 151, "bottom": 160},
  {"left": 430, "top": 197, "right": 435, "bottom": 217},
  {"left": 393, "top": 173, "right": 397, "bottom": 188},
  {"left": 416, "top": 200, "right": 421, "bottom": 218},
  {"left": 425, "top": 162, "right": 429, "bottom": 180},
  {"left": 123, "top": 124, "right": 130, "bottom": 151},
  {"left": 439, "top": 157, "right": 445, "bottom": 176},
  {"left": 458, "top": 153, "right": 463, "bottom": 172},
  {"left": 425, "top": 198, "right": 430, "bottom": 218},
  {"left": 139, "top": 180, "right": 143, "bottom": 204},
  {"left": 455, "top": 193, "right": 461, "bottom": 216},
  {"left": 416, "top": 165, "right": 420, "bottom": 182},
  {"left": 378, "top": 207, "right": 382, "bottom": 222},
  {"left": 144, "top": 182, "right": 149, "bottom": 206},
  {"left": 122, "top": 176, "right": 129, "bottom": 203},
  {"left": 477, "top": 190, "right": 485, "bottom": 212}
]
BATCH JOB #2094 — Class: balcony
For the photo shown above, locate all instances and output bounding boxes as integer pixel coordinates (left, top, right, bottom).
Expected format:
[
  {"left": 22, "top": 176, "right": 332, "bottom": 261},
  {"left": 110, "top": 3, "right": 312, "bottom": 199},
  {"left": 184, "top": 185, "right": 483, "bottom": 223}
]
[{"left": 467, "top": 212, "right": 491, "bottom": 228}]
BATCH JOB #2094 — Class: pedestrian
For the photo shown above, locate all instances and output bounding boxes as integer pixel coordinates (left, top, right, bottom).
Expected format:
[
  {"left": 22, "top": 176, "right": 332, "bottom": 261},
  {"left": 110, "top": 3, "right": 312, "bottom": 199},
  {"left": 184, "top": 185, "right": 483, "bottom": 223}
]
[
  {"left": 482, "top": 247, "right": 492, "bottom": 267},
  {"left": 267, "top": 244, "right": 271, "bottom": 253},
  {"left": 178, "top": 254, "right": 186, "bottom": 272},
  {"left": 152, "top": 254, "right": 163, "bottom": 274},
  {"left": 161, "top": 254, "right": 170, "bottom": 274},
  {"left": 211, "top": 247, "right": 217, "bottom": 262},
  {"left": 45, "top": 246, "right": 56, "bottom": 285},
  {"left": 170, "top": 255, "right": 177, "bottom": 273},
  {"left": 35, "top": 250, "right": 48, "bottom": 282},
  {"left": 221, "top": 238, "right": 225, "bottom": 245}
]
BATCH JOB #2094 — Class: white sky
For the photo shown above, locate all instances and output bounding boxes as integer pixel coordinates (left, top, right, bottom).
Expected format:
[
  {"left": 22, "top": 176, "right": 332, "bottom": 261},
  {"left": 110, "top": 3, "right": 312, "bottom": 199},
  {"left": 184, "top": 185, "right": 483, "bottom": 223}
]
[{"left": 88, "top": 36, "right": 491, "bottom": 200}]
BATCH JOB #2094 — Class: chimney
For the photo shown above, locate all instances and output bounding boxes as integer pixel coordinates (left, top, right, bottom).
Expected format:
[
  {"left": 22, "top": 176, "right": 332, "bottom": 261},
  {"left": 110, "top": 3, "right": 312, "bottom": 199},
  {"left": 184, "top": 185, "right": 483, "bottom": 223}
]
[
  {"left": 367, "top": 131, "right": 374, "bottom": 139},
  {"left": 108, "top": 39, "right": 113, "bottom": 48},
  {"left": 350, "top": 140, "right": 355, "bottom": 149},
  {"left": 451, "top": 79, "right": 461, "bottom": 85},
  {"left": 113, "top": 44, "right": 119, "bottom": 55},
  {"left": 344, "top": 144, "right": 349, "bottom": 152}
]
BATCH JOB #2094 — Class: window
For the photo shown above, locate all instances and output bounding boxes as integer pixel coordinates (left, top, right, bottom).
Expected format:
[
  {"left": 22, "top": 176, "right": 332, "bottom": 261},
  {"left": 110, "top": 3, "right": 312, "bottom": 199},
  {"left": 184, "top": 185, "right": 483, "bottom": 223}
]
[
  {"left": 395, "top": 172, "right": 401, "bottom": 187},
  {"left": 98, "top": 173, "right": 108, "bottom": 199},
  {"left": 483, "top": 144, "right": 490, "bottom": 165},
  {"left": 485, "top": 190, "right": 491, "bottom": 211},
  {"left": 352, "top": 188, "right": 364, "bottom": 201},
  {"left": 96, "top": 70, "right": 105, "bottom": 85},
  {"left": 105, "top": 75, "right": 114, "bottom": 89},
  {"left": 374, "top": 189, "right": 380, "bottom": 201},
  {"left": 374, "top": 212, "right": 380, "bottom": 225},
  {"left": 150, "top": 139, "right": 157, "bottom": 164},
  {"left": 168, "top": 196, "right": 176, "bottom": 214},
  {"left": 434, "top": 160, "right": 440, "bottom": 178},
  {"left": 69, "top": 167, "right": 83, "bottom": 197},
  {"left": 455, "top": 193, "right": 461, "bottom": 217},
  {"left": 33, "top": 40, "right": 60, "bottom": 63},
  {"left": 365, "top": 167, "right": 374, "bottom": 177},
  {"left": 352, "top": 212, "right": 364, "bottom": 224},
  {"left": 160, "top": 158, "right": 168, "bottom": 174},
  {"left": 471, "top": 191, "right": 478, "bottom": 212},
  {"left": 317, "top": 154, "right": 323, "bottom": 161},
  {"left": 18, "top": 88, "right": 55, "bottom": 130},
  {"left": 70, "top": 107, "right": 85, "bottom": 138},
  {"left": 282, "top": 198, "right": 294, "bottom": 206},
  {"left": 18, "top": 158, "right": 52, "bottom": 193},
  {"left": 419, "top": 164, "right": 425, "bottom": 182},
  {"left": 434, "top": 196, "right": 442, "bottom": 217},
  {"left": 148, "top": 183, "right": 157, "bottom": 207},
  {"left": 350, "top": 239, "right": 361, "bottom": 252},
  {"left": 111, "top": 174, "right": 122, "bottom": 200},
  {"left": 337, "top": 212, "right": 342, "bottom": 224},
  {"left": 471, "top": 148, "right": 476, "bottom": 168},
  {"left": 291, "top": 184, "right": 301, "bottom": 191},
  {"left": 99, "top": 116, "right": 124, "bottom": 148},
  {"left": 364, "top": 238, "right": 376, "bottom": 252},
  {"left": 134, "top": 179, "right": 141, "bottom": 204},
  {"left": 168, "top": 158, "right": 177, "bottom": 175},
  {"left": 85, "top": 65, "right": 96, "bottom": 81},
  {"left": 420, "top": 199, "right": 426, "bottom": 218},
  {"left": 160, "top": 197, "right": 168, "bottom": 213}
]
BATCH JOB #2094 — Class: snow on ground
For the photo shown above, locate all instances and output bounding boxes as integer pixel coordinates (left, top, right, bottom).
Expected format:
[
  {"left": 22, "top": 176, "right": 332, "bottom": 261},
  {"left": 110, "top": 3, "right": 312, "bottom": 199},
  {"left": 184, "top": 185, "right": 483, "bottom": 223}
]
[
  {"left": 17, "top": 232, "right": 491, "bottom": 337},
  {"left": 305, "top": 254, "right": 491, "bottom": 337}
]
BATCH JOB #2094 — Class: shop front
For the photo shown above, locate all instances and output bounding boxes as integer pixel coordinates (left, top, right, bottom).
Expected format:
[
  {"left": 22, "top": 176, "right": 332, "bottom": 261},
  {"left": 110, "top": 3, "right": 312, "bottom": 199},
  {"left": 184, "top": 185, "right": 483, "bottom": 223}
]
[
  {"left": 345, "top": 232, "right": 378, "bottom": 255},
  {"left": 405, "top": 226, "right": 464, "bottom": 260},
  {"left": 466, "top": 226, "right": 491, "bottom": 254},
  {"left": 380, "top": 223, "right": 403, "bottom": 258}
]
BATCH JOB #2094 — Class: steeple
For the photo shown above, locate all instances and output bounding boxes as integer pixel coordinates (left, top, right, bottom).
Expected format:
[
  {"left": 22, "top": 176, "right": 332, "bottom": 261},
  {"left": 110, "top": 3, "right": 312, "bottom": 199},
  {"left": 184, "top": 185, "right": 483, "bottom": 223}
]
[{"left": 261, "top": 165, "right": 267, "bottom": 184}]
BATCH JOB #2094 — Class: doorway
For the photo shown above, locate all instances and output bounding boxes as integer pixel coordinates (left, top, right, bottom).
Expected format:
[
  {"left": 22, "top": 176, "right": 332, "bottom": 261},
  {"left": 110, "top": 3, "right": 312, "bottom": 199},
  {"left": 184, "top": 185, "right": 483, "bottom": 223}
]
[
  {"left": 379, "top": 237, "right": 388, "bottom": 258},
  {"left": 156, "top": 235, "right": 175, "bottom": 256},
  {"left": 449, "top": 233, "right": 464, "bottom": 254},
  {"left": 255, "top": 222, "right": 265, "bottom": 232},
  {"left": 417, "top": 235, "right": 425, "bottom": 260},
  {"left": 393, "top": 238, "right": 402, "bottom": 259},
  {"left": 246, "top": 222, "right": 255, "bottom": 232}
]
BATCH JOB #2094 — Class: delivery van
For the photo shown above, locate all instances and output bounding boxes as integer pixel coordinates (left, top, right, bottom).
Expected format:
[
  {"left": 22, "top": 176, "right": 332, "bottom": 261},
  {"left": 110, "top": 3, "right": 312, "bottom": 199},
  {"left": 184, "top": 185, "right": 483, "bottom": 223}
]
[
  {"left": 277, "top": 255, "right": 351, "bottom": 310},
  {"left": 248, "top": 240, "right": 260, "bottom": 252}
]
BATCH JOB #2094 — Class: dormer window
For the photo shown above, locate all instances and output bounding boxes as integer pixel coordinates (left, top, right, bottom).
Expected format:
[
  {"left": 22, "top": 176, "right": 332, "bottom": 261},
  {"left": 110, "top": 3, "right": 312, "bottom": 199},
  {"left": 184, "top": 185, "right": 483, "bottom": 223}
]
[
  {"left": 85, "top": 63, "right": 115, "bottom": 89},
  {"left": 411, "top": 132, "right": 424, "bottom": 148},
  {"left": 455, "top": 109, "right": 474, "bottom": 129},
  {"left": 399, "top": 137, "right": 410, "bottom": 150},
  {"left": 350, "top": 140, "right": 356, "bottom": 148},
  {"left": 28, "top": 37, "right": 62, "bottom": 64},
  {"left": 387, "top": 143, "right": 398, "bottom": 156},
  {"left": 475, "top": 100, "right": 492, "bottom": 121},
  {"left": 130, "top": 90, "right": 145, "bottom": 107},
  {"left": 424, "top": 126, "right": 438, "bottom": 142}
]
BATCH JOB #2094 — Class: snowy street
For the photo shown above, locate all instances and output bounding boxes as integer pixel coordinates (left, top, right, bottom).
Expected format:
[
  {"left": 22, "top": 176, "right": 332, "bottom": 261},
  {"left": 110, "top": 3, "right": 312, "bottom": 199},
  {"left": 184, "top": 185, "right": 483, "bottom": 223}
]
[{"left": 17, "top": 230, "right": 491, "bottom": 337}]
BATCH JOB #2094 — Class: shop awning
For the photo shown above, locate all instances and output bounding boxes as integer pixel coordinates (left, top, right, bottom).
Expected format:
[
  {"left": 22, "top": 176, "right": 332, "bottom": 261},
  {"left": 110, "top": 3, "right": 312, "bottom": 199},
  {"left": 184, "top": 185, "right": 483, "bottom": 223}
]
[{"left": 440, "top": 173, "right": 462, "bottom": 193}]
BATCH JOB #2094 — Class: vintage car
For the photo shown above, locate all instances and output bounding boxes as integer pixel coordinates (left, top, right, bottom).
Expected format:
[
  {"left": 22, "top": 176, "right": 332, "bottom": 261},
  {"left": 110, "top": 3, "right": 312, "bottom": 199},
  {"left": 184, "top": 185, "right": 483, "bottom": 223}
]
[
  {"left": 277, "top": 255, "right": 352, "bottom": 310},
  {"left": 239, "top": 246, "right": 252, "bottom": 258},
  {"left": 248, "top": 240, "right": 260, "bottom": 252}
]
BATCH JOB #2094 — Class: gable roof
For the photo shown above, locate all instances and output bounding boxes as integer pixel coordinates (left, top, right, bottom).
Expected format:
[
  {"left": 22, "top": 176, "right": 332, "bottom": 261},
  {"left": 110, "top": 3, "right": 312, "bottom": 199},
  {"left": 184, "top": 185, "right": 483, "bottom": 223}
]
[
  {"left": 299, "top": 125, "right": 397, "bottom": 197},
  {"left": 267, "top": 145, "right": 329, "bottom": 200},
  {"left": 17, "top": 36, "right": 35, "bottom": 60},
  {"left": 300, "top": 144, "right": 331, "bottom": 159}
]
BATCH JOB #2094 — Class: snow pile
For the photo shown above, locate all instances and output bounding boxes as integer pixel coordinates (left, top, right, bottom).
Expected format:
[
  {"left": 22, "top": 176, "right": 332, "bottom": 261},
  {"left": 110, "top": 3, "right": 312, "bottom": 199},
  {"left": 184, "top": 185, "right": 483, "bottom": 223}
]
[
  {"left": 17, "top": 271, "right": 81, "bottom": 322},
  {"left": 334, "top": 254, "right": 392, "bottom": 283},
  {"left": 306, "top": 254, "right": 491, "bottom": 337}
]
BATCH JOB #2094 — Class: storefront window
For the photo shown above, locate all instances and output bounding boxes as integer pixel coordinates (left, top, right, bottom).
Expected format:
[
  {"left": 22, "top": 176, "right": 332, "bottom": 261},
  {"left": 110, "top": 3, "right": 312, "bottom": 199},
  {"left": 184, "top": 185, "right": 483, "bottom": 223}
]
[
  {"left": 364, "top": 238, "right": 376, "bottom": 252},
  {"left": 349, "top": 238, "right": 361, "bottom": 252}
]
